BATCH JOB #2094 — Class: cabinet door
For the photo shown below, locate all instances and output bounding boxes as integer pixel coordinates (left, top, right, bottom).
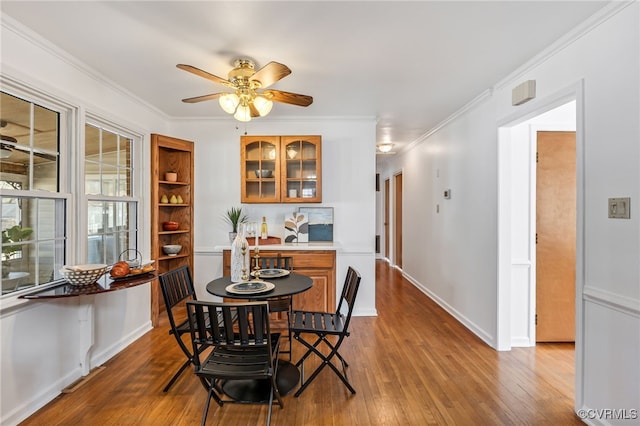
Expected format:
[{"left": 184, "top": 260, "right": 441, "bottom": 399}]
[
  {"left": 281, "top": 136, "right": 322, "bottom": 203},
  {"left": 291, "top": 268, "right": 331, "bottom": 312},
  {"left": 241, "top": 136, "right": 281, "bottom": 203}
]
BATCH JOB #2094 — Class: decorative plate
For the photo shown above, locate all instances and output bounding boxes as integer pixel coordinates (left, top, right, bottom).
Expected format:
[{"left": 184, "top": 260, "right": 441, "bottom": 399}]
[
  {"left": 226, "top": 280, "right": 275, "bottom": 295},
  {"left": 250, "top": 269, "right": 290, "bottom": 278}
]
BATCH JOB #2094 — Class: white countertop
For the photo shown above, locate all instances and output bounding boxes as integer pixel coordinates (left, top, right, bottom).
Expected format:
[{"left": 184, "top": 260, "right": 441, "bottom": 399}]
[{"left": 213, "top": 241, "right": 340, "bottom": 252}]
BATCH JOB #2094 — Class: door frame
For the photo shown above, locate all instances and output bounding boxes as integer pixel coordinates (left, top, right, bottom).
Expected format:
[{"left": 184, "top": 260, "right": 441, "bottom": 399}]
[
  {"left": 393, "top": 172, "right": 403, "bottom": 269},
  {"left": 496, "top": 80, "right": 586, "bottom": 409},
  {"left": 384, "top": 178, "right": 390, "bottom": 260}
]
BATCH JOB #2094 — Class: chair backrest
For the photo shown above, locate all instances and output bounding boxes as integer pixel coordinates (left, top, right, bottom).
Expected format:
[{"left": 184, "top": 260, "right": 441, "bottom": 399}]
[
  {"left": 186, "top": 300, "right": 273, "bottom": 366},
  {"left": 259, "top": 255, "right": 293, "bottom": 270},
  {"left": 158, "top": 266, "right": 196, "bottom": 326},
  {"left": 258, "top": 256, "right": 294, "bottom": 313},
  {"left": 335, "top": 266, "right": 361, "bottom": 334}
]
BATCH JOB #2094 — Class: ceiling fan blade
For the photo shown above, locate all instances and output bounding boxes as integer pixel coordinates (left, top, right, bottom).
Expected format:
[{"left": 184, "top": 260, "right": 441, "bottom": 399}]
[
  {"left": 181, "top": 93, "right": 225, "bottom": 103},
  {"left": 176, "top": 64, "right": 233, "bottom": 88},
  {"left": 249, "top": 103, "right": 261, "bottom": 118},
  {"left": 263, "top": 89, "right": 313, "bottom": 107},
  {"left": 1, "top": 141, "right": 58, "bottom": 162},
  {"left": 250, "top": 62, "right": 291, "bottom": 89}
]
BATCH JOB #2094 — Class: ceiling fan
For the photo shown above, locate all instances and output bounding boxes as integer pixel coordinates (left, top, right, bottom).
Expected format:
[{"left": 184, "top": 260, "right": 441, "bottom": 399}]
[
  {"left": 0, "top": 120, "right": 57, "bottom": 162},
  {"left": 176, "top": 59, "right": 313, "bottom": 122}
]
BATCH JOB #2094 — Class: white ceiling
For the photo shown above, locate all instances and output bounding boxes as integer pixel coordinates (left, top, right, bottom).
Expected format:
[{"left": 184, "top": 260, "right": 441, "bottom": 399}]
[{"left": 1, "top": 1, "right": 609, "bottom": 153}]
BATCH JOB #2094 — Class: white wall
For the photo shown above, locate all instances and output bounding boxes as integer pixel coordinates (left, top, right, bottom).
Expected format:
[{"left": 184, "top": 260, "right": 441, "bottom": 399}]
[
  {"left": 377, "top": 1, "right": 639, "bottom": 420},
  {"left": 0, "top": 17, "right": 166, "bottom": 425}
]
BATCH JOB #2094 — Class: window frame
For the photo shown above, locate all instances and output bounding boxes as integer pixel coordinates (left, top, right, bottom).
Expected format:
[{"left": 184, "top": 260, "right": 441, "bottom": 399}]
[
  {"left": 81, "top": 116, "right": 142, "bottom": 266},
  {"left": 0, "top": 77, "right": 144, "bottom": 301}
]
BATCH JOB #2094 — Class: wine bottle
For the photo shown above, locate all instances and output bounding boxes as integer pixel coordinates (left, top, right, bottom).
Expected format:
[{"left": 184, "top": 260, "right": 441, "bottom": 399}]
[{"left": 261, "top": 216, "right": 268, "bottom": 239}]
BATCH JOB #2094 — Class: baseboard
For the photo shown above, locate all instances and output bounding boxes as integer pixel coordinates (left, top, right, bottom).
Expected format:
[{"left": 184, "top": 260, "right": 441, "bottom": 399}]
[
  {"left": 61, "top": 366, "right": 106, "bottom": 393},
  {"left": 403, "top": 271, "right": 496, "bottom": 348},
  {"left": 1, "top": 367, "right": 82, "bottom": 426},
  {"left": 90, "top": 320, "right": 152, "bottom": 367}
]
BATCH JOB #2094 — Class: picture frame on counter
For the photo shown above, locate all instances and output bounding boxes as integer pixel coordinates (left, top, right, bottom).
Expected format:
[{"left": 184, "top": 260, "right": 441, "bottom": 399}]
[
  {"left": 298, "top": 207, "right": 334, "bottom": 241},
  {"left": 284, "top": 212, "right": 309, "bottom": 243}
]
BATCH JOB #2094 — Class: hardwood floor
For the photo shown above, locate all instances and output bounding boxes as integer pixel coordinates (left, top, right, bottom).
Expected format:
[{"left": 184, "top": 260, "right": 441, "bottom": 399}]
[{"left": 20, "top": 260, "right": 582, "bottom": 425}]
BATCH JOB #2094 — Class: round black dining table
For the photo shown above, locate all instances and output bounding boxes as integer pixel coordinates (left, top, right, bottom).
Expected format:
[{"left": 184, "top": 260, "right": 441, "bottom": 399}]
[
  {"left": 205, "top": 271, "right": 313, "bottom": 301},
  {"left": 205, "top": 272, "right": 313, "bottom": 401}
]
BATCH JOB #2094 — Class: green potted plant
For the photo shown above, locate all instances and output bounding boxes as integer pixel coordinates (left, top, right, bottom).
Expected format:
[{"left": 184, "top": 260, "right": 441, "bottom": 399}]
[
  {"left": 2, "top": 225, "right": 33, "bottom": 278},
  {"left": 224, "top": 207, "right": 248, "bottom": 243}
]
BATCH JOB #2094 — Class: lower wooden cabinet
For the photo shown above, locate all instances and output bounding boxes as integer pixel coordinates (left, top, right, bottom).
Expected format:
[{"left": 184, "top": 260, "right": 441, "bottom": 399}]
[{"left": 222, "top": 249, "right": 336, "bottom": 312}]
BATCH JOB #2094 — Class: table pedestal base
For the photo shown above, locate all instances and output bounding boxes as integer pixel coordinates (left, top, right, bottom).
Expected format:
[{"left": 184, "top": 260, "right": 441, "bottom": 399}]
[{"left": 221, "top": 360, "right": 299, "bottom": 402}]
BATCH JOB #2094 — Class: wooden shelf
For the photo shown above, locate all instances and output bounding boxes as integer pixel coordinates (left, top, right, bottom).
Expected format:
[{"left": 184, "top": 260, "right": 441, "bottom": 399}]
[
  {"left": 158, "top": 230, "right": 189, "bottom": 235},
  {"left": 158, "top": 253, "right": 190, "bottom": 261},
  {"left": 159, "top": 180, "right": 189, "bottom": 185},
  {"left": 151, "top": 134, "right": 194, "bottom": 327}
]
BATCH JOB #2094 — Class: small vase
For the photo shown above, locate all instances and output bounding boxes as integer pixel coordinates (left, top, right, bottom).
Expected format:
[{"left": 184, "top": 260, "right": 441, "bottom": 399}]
[
  {"left": 165, "top": 172, "right": 177, "bottom": 182},
  {"left": 228, "top": 232, "right": 237, "bottom": 243},
  {"left": 230, "top": 224, "right": 250, "bottom": 283}
]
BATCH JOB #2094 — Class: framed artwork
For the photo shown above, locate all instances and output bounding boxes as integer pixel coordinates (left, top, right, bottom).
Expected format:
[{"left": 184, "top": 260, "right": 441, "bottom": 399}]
[
  {"left": 284, "top": 212, "right": 309, "bottom": 243},
  {"left": 298, "top": 207, "right": 333, "bottom": 242}
]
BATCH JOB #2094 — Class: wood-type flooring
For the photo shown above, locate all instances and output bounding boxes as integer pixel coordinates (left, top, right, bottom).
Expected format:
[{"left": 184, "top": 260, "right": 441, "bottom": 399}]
[{"left": 20, "top": 260, "right": 581, "bottom": 425}]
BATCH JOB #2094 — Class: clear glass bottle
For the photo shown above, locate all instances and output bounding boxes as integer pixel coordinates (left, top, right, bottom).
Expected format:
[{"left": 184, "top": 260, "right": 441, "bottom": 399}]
[
  {"left": 230, "top": 223, "right": 250, "bottom": 282},
  {"left": 261, "top": 216, "right": 268, "bottom": 239}
]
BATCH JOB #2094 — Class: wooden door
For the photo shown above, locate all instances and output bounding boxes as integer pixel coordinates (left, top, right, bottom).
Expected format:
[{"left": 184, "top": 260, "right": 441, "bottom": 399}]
[
  {"left": 394, "top": 173, "right": 403, "bottom": 269},
  {"left": 536, "top": 131, "right": 576, "bottom": 342},
  {"left": 384, "top": 178, "right": 390, "bottom": 259}
]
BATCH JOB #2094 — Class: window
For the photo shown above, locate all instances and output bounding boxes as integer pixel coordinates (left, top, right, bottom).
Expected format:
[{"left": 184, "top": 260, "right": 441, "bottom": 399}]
[
  {"left": 84, "top": 123, "right": 138, "bottom": 265},
  {"left": 1, "top": 87, "right": 141, "bottom": 297},
  {"left": 1, "top": 91, "right": 64, "bottom": 294}
]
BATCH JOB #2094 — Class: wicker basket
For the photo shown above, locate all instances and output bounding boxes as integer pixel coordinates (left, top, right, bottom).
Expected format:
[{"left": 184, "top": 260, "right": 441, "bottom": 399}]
[{"left": 60, "top": 264, "right": 108, "bottom": 286}]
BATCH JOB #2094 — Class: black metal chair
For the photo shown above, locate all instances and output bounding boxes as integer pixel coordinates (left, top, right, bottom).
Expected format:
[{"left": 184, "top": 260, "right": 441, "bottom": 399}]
[
  {"left": 187, "top": 300, "right": 283, "bottom": 426},
  {"left": 158, "top": 265, "right": 205, "bottom": 392},
  {"left": 257, "top": 255, "right": 294, "bottom": 360},
  {"left": 290, "top": 266, "right": 361, "bottom": 397}
]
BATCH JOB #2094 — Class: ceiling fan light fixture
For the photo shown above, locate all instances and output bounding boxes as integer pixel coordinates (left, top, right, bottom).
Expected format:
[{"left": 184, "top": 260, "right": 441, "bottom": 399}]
[
  {"left": 0, "top": 146, "right": 11, "bottom": 159},
  {"left": 234, "top": 104, "right": 252, "bottom": 122},
  {"left": 253, "top": 95, "right": 273, "bottom": 117},
  {"left": 377, "top": 143, "right": 394, "bottom": 153},
  {"left": 219, "top": 93, "right": 240, "bottom": 114}
]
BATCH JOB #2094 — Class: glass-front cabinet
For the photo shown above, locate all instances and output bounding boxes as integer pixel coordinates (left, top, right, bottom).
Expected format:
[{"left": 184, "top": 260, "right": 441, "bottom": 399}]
[
  {"left": 241, "top": 135, "right": 321, "bottom": 203},
  {"left": 241, "top": 136, "right": 280, "bottom": 203}
]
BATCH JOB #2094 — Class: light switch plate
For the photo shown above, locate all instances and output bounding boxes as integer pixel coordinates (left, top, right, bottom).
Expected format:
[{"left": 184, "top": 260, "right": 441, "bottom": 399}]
[{"left": 608, "top": 197, "right": 630, "bottom": 219}]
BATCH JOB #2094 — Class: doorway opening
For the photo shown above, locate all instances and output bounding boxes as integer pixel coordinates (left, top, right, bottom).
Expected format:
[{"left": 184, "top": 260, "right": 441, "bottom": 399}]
[
  {"left": 499, "top": 99, "right": 579, "bottom": 348},
  {"left": 497, "top": 81, "right": 586, "bottom": 409}
]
